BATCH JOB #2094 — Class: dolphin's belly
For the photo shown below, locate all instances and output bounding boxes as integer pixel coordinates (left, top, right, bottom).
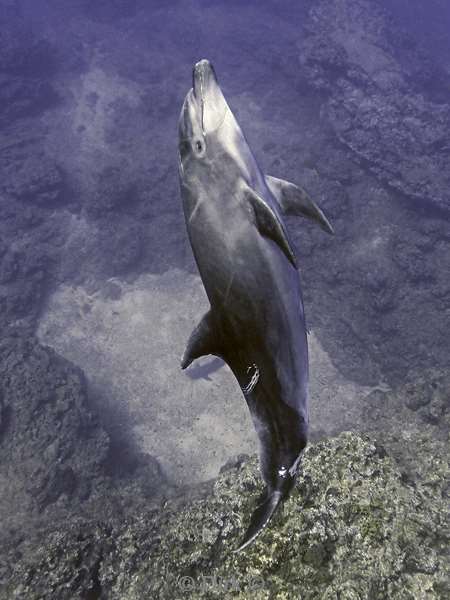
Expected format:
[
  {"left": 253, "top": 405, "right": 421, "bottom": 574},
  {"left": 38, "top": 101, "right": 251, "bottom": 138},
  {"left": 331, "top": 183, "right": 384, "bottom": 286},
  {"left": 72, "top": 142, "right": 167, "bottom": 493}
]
[
  {"left": 187, "top": 203, "right": 291, "bottom": 314},
  {"left": 185, "top": 200, "right": 308, "bottom": 400}
]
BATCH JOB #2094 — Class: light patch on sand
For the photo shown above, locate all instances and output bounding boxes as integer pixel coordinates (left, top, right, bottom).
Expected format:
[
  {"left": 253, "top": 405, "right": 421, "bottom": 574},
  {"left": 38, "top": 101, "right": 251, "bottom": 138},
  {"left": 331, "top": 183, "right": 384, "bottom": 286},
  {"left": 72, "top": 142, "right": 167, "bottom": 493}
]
[
  {"left": 38, "top": 270, "right": 255, "bottom": 486},
  {"left": 70, "top": 64, "right": 142, "bottom": 158},
  {"left": 43, "top": 60, "right": 146, "bottom": 188},
  {"left": 307, "top": 333, "right": 389, "bottom": 434},
  {"left": 350, "top": 222, "right": 392, "bottom": 262},
  {"left": 38, "top": 269, "right": 388, "bottom": 485}
]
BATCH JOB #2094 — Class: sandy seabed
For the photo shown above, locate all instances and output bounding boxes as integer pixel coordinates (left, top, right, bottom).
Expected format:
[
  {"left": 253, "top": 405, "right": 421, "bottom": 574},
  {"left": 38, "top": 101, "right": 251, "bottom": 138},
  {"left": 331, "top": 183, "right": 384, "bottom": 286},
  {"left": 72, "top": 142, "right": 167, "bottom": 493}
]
[{"left": 37, "top": 268, "right": 388, "bottom": 486}]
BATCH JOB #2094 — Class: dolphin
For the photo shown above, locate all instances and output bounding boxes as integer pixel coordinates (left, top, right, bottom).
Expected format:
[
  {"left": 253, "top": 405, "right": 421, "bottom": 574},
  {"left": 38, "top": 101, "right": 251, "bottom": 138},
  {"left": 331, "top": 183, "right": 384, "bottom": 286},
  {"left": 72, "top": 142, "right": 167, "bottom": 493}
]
[{"left": 178, "top": 59, "right": 333, "bottom": 552}]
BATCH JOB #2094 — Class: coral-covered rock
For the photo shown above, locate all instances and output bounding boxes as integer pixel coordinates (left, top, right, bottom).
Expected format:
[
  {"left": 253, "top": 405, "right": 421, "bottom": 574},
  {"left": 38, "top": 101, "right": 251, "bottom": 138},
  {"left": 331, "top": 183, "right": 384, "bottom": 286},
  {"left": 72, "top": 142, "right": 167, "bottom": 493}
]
[{"left": 2, "top": 432, "right": 449, "bottom": 599}]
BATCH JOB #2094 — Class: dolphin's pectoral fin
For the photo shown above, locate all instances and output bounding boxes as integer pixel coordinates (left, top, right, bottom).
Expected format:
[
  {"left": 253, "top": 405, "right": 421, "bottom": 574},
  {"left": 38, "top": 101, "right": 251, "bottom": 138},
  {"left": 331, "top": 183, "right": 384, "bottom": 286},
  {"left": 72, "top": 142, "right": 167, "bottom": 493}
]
[
  {"left": 245, "top": 184, "right": 298, "bottom": 268},
  {"left": 233, "top": 490, "right": 283, "bottom": 553},
  {"left": 181, "top": 309, "right": 221, "bottom": 369},
  {"left": 265, "top": 175, "right": 334, "bottom": 235}
]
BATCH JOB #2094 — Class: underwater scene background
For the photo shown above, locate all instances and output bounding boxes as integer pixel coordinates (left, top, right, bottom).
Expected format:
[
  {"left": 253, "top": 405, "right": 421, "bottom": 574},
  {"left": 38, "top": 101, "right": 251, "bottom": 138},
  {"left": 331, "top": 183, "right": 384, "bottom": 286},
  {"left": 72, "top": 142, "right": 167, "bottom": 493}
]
[{"left": 0, "top": 0, "right": 448, "bottom": 597}]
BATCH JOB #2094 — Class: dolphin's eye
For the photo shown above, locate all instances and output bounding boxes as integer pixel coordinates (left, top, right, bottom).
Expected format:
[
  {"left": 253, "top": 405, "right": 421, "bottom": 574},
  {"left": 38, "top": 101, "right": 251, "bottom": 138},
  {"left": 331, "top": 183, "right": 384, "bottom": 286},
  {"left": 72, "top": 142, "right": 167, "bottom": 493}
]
[{"left": 194, "top": 139, "right": 205, "bottom": 156}]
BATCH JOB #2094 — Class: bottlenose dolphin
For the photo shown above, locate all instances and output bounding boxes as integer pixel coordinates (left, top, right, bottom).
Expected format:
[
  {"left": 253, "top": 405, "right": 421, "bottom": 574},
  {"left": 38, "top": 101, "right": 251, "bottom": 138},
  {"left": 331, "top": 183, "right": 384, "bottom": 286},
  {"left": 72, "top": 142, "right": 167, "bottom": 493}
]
[{"left": 178, "top": 59, "right": 333, "bottom": 552}]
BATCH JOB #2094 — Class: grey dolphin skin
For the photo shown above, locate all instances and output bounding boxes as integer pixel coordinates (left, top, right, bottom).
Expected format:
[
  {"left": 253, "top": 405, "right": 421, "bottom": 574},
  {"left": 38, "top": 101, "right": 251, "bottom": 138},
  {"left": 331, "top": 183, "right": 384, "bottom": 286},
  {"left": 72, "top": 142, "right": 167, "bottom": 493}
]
[{"left": 178, "top": 59, "right": 333, "bottom": 552}]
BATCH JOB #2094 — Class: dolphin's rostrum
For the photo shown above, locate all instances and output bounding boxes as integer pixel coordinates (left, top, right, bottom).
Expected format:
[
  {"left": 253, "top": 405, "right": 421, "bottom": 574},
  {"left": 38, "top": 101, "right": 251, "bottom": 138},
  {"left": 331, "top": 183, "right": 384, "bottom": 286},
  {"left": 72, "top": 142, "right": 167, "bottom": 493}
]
[{"left": 178, "top": 59, "right": 333, "bottom": 551}]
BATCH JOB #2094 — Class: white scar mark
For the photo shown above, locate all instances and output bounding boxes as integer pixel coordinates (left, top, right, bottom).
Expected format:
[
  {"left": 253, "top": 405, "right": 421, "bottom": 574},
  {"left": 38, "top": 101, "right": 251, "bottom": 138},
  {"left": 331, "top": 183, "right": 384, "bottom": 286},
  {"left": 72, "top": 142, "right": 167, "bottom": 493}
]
[
  {"left": 189, "top": 194, "right": 205, "bottom": 223},
  {"left": 242, "top": 363, "right": 260, "bottom": 395},
  {"left": 223, "top": 271, "right": 235, "bottom": 306},
  {"left": 178, "top": 156, "right": 184, "bottom": 176}
]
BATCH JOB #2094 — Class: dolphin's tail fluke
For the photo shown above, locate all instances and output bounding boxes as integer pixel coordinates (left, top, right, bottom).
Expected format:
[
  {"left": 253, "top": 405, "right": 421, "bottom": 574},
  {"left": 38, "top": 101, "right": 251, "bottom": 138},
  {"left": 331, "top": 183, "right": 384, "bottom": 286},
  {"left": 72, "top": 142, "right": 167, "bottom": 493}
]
[
  {"left": 233, "top": 488, "right": 284, "bottom": 553},
  {"left": 233, "top": 450, "right": 304, "bottom": 553}
]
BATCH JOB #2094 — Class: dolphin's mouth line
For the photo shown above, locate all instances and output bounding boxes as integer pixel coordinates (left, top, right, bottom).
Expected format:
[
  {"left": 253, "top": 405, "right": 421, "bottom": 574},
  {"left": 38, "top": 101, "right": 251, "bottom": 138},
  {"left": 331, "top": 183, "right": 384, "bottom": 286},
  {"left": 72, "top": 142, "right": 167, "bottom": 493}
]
[
  {"left": 191, "top": 66, "right": 230, "bottom": 136},
  {"left": 182, "top": 89, "right": 230, "bottom": 136},
  {"left": 193, "top": 67, "right": 205, "bottom": 131},
  {"left": 199, "top": 75, "right": 206, "bottom": 134}
]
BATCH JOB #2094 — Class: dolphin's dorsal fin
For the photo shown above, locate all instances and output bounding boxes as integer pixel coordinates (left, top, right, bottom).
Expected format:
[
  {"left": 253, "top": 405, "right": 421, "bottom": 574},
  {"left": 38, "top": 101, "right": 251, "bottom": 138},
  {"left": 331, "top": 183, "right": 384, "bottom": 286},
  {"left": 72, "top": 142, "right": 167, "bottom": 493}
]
[
  {"left": 245, "top": 184, "right": 298, "bottom": 268},
  {"left": 265, "top": 175, "right": 334, "bottom": 235},
  {"left": 181, "top": 309, "right": 221, "bottom": 369}
]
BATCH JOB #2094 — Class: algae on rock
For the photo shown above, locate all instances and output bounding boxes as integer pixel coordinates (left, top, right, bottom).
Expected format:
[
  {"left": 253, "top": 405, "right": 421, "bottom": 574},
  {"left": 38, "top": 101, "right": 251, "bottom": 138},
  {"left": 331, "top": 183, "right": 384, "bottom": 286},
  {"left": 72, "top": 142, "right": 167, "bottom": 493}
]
[{"left": 4, "top": 432, "right": 449, "bottom": 599}]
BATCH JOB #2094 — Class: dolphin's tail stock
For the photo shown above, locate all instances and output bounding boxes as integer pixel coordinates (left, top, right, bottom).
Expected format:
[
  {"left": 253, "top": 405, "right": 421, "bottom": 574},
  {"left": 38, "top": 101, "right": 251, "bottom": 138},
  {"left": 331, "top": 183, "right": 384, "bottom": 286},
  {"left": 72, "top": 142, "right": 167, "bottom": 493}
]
[
  {"left": 233, "top": 469, "right": 298, "bottom": 553},
  {"left": 232, "top": 402, "right": 308, "bottom": 552}
]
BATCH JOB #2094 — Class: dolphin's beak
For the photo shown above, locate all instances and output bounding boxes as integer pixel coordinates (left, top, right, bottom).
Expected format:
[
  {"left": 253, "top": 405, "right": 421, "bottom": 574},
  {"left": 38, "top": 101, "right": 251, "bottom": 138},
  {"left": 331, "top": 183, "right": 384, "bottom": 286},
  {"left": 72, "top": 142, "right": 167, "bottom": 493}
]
[
  {"left": 192, "top": 59, "right": 228, "bottom": 134},
  {"left": 193, "top": 59, "right": 218, "bottom": 99}
]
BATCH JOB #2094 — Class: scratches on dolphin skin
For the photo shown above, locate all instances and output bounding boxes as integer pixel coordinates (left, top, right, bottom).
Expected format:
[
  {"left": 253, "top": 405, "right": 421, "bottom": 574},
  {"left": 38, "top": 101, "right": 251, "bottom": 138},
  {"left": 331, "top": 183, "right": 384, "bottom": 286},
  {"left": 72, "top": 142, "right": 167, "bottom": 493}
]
[
  {"left": 241, "top": 363, "right": 260, "bottom": 395},
  {"left": 288, "top": 450, "right": 304, "bottom": 477},
  {"left": 189, "top": 192, "right": 205, "bottom": 224},
  {"left": 222, "top": 271, "right": 235, "bottom": 307},
  {"left": 178, "top": 154, "right": 184, "bottom": 176}
]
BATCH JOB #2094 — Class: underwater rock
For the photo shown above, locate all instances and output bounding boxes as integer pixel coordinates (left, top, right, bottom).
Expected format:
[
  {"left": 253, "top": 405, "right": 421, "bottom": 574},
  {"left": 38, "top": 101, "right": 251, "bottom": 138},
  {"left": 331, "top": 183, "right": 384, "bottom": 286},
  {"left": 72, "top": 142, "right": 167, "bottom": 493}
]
[
  {"left": 0, "top": 75, "right": 59, "bottom": 125},
  {"left": 85, "top": 165, "right": 139, "bottom": 219},
  {"left": 299, "top": 0, "right": 450, "bottom": 213},
  {"left": 3, "top": 432, "right": 449, "bottom": 599},
  {"left": 0, "top": 332, "right": 170, "bottom": 569},
  {"left": 0, "top": 194, "right": 66, "bottom": 335},
  {"left": 0, "top": 336, "right": 110, "bottom": 539},
  {"left": 81, "top": 0, "right": 138, "bottom": 23},
  {"left": 0, "top": 4, "right": 58, "bottom": 77},
  {"left": 327, "top": 82, "right": 450, "bottom": 213},
  {"left": 404, "top": 370, "right": 450, "bottom": 426},
  {"left": 0, "top": 392, "right": 4, "bottom": 436},
  {"left": 1, "top": 154, "right": 65, "bottom": 206}
]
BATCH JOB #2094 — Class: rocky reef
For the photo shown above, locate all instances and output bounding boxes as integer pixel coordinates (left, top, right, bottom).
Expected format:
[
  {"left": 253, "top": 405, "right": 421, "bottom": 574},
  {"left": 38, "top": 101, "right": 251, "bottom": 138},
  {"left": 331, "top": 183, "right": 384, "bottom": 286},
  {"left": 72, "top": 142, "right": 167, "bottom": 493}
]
[
  {"left": 281, "top": 0, "right": 450, "bottom": 386},
  {"left": 299, "top": 0, "right": 450, "bottom": 214},
  {"left": 0, "top": 334, "right": 168, "bottom": 566},
  {"left": 0, "top": 335, "right": 109, "bottom": 538},
  {"left": 2, "top": 432, "right": 448, "bottom": 599}
]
